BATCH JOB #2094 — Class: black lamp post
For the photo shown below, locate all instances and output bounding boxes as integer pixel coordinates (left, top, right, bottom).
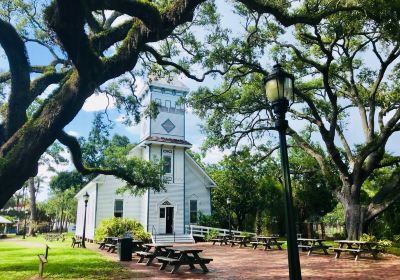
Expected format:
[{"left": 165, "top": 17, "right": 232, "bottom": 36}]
[
  {"left": 227, "top": 198, "right": 232, "bottom": 235},
  {"left": 23, "top": 209, "right": 28, "bottom": 239},
  {"left": 82, "top": 192, "right": 89, "bottom": 248},
  {"left": 264, "top": 64, "right": 301, "bottom": 280}
]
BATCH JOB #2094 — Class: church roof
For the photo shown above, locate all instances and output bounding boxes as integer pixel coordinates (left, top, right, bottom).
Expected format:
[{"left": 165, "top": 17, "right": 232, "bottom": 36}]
[
  {"left": 142, "top": 136, "right": 192, "bottom": 147},
  {"left": 138, "top": 77, "right": 190, "bottom": 97},
  {"left": 149, "top": 77, "right": 189, "bottom": 92}
]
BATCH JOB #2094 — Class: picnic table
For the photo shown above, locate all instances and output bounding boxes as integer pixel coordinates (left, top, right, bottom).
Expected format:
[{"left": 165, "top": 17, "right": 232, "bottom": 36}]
[
  {"left": 333, "top": 240, "right": 378, "bottom": 261},
  {"left": 99, "top": 237, "right": 118, "bottom": 252},
  {"left": 228, "top": 235, "right": 250, "bottom": 248},
  {"left": 210, "top": 234, "right": 232, "bottom": 245},
  {"left": 136, "top": 243, "right": 173, "bottom": 265},
  {"left": 131, "top": 240, "right": 144, "bottom": 252},
  {"left": 251, "top": 236, "right": 283, "bottom": 251},
  {"left": 45, "top": 233, "right": 65, "bottom": 242},
  {"left": 297, "top": 238, "right": 329, "bottom": 256},
  {"left": 157, "top": 247, "right": 213, "bottom": 274}
]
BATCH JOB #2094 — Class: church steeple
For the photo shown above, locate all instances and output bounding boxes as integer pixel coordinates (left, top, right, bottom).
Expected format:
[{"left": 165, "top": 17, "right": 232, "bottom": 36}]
[{"left": 140, "top": 78, "right": 190, "bottom": 144}]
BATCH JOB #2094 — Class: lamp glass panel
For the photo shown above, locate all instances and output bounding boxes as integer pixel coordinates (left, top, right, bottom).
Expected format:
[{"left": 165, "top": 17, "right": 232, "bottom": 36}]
[
  {"left": 284, "top": 77, "right": 294, "bottom": 100},
  {"left": 265, "top": 79, "right": 279, "bottom": 102}
]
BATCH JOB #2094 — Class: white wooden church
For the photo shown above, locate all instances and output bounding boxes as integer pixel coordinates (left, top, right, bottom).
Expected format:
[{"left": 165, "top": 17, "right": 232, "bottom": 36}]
[{"left": 74, "top": 79, "right": 216, "bottom": 242}]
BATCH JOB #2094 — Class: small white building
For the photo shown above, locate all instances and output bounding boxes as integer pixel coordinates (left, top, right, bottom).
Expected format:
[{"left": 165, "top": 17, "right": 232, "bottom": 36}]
[{"left": 74, "top": 79, "right": 216, "bottom": 241}]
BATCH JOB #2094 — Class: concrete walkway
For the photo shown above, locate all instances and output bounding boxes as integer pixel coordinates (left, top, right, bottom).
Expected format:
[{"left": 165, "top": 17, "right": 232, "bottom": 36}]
[{"left": 93, "top": 242, "right": 400, "bottom": 279}]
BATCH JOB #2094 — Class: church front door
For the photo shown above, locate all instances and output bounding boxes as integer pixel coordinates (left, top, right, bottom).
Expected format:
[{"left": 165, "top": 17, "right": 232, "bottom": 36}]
[{"left": 166, "top": 207, "right": 174, "bottom": 234}]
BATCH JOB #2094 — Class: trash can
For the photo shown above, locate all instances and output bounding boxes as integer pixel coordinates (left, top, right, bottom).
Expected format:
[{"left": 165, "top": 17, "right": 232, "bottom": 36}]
[{"left": 118, "top": 238, "right": 132, "bottom": 261}]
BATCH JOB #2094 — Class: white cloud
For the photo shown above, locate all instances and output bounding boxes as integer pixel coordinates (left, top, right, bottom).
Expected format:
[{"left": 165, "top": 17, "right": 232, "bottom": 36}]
[
  {"left": 67, "top": 130, "right": 79, "bottom": 137},
  {"left": 82, "top": 93, "right": 116, "bottom": 112},
  {"left": 203, "top": 147, "right": 231, "bottom": 164}
]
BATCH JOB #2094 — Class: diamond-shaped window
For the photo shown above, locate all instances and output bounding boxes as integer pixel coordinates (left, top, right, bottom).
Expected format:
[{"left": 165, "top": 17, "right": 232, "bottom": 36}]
[{"left": 161, "top": 119, "right": 175, "bottom": 133}]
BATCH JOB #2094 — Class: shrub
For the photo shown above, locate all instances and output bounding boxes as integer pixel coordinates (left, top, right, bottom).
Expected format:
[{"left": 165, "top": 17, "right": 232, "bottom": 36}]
[
  {"left": 95, "top": 217, "right": 147, "bottom": 242},
  {"left": 204, "top": 229, "right": 219, "bottom": 241},
  {"left": 360, "top": 233, "right": 377, "bottom": 242},
  {"left": 393, "top": 234, "right": 400, "bottom": 243},
  {"left": 377, "top": 239, "right": 393, "bottom": 253},
  {"left": 241, "top": 232, "right": 253, "bottom": 238}
]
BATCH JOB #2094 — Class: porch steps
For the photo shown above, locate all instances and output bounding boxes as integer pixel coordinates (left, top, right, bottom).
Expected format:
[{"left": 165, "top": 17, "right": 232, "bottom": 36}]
[{"left": 151, "top": 234, "right": 195, "bottom": 244}]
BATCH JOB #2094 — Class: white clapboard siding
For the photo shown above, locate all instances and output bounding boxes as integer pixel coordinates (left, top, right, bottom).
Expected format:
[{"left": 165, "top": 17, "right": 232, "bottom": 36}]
[
  {"left": 148, "top": 183, "right": 184, "bottom": 234},
  {"left": 96, "top": 175, "right": 145, "bottom": 228},
  {"left": 184, "top": 153, "right": 212, "bottom": 228}
]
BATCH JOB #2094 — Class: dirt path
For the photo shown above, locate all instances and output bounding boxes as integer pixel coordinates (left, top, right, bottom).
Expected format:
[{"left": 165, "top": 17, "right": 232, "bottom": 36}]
[
  {"left": 0, "top": 238, "right": 44, "bottom": 248},
  {"left": 93, "top": 242, "right": 400, "bottom": 280}
]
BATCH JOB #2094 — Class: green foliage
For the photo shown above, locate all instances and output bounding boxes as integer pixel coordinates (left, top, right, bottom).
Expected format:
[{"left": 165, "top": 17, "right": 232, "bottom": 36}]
[
  {"left": 393, "top": 234, "right": 400, "bottom": 243},
  {"left": 49, "top": 171, "right": 85, "bottom": 192},
  {"left": 95, "top": 217, "right": 150, "bottom": 242},
  {"left": 360, "top": 233, "right": 393, "bottom": 253},
  {"left": 208, "top": 148, "right": 284, "bottom": 232},
  {"left": 204, "top": 229, "right": 219, "bottom": 241},
  {"left": 198, "top": 212, "right": 221, "bottom": 228},
  {"left": 322, "top": 204, "right": 345, "bottom": 225},
  {"left": 240, "top": 232, "right": 253, "bottom": 238}
]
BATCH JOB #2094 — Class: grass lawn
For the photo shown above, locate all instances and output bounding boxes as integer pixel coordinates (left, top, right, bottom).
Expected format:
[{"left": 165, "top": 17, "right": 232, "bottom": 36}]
[{"left": 0, "top": 235, "right": 139, "bottom": 280}]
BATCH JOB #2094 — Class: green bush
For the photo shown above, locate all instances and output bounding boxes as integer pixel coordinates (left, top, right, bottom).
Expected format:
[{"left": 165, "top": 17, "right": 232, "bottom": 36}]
[
  {"left": 204, "top": 229, "right": 219, "bottom": 241},
  {"left": 377, "top": 239, "right": 393, "bottom": 253},
  {"left": 241, "top": 232, "right": 253, "bottom": 238},
  {"left": 360, "top": 233, "right": 393, "bottom": 253},
  {"left": 360, "top": 233, "right": 377, "bottom": 242},
  {"left": 95, "top": 217, "right": 149, "bottom": 242},
  {"left": 393, "top": 234, "right": 400, "bottom": 243}
]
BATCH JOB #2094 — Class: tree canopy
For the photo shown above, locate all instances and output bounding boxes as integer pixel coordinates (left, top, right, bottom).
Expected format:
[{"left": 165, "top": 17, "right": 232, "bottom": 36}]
[{"left": 0, "top": 0, "right": 399, "bottom": 244}]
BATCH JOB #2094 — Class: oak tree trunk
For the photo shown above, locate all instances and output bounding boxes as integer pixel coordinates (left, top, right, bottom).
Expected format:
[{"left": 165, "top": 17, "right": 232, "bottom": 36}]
[
  {"left": 28, "top": 177, "right": 37, "bottom": 236},
  {"left": 342, "top": 189, "right": 364, "bottom": 240}
]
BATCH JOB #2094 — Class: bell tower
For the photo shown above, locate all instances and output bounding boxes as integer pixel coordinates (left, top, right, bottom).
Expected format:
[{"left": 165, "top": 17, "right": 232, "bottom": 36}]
[{"left": 140, "top": 78, "right": 189, "bottom": 142}]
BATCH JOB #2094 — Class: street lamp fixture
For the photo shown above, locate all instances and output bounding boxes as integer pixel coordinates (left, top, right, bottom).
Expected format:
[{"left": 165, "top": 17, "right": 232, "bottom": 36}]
[
  {"left": 264, "top": 63, "right": 301, "bottom": 280},
  {"left": 23, "top": 209, "right": 28, "bottom": 239},
  {"left": 82, "top": 192, "right": 89, "bottom": 248},
  {"left": 226, "top": 198, "right": 232, "bottom": 236}
]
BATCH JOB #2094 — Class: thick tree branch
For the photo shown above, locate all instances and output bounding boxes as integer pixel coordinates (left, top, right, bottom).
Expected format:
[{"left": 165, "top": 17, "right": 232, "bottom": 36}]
[
  {"left": 0, "top": 19, "right": 30, "bottom": 139},
  {"left": 57, "top": 131, "right": 159, "bottom": 190},
  {"left": 365, "top": 168, "right": 400, "bottom": 223},
  {"left": 29, "top": 71, "right": 67, "bottom": 102},
  {"left": 237, "top": 0, "right": 363, "bottom": 27}
]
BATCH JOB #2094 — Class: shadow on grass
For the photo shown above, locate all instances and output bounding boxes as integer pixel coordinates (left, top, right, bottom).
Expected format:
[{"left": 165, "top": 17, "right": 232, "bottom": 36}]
[{"left": 0, "top": 239, "right": 144, "bottom": 279}]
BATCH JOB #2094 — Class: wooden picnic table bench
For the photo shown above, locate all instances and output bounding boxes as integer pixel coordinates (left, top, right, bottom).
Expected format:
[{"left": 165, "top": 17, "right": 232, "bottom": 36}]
[
  {"left": 137, "top": 243, "right": 173, "bottom": 265},
  {"left": 157, "top": 247, "right": 213, "bottom": 274},
  {"left": 210, "top": 235, "right": 232, "bottom": 245},
  {"left": 101, "top": 237, "right": 118, "bottom": 252},
  {"left": 251, "top": 236, "right": 283, "bottom": 251},
  {"left": 45, "top": 233, "right": 65, "bottom": 242},
  {"left": 38, "top": 245, "right": 50, "bottom": 278},
  {"left": 71, "top": 237, "right": 82, "bottom": 248},
  {"left": 131, "top": 240, "right": 145, "bottom": 252},
  {"left": 297, "top": 238, "right": 329, "bottom": 256},
  {"left": 332, "top": 240, "right": 378, "bottom": 261},
  {"left": 228, "top": 235, "right": 250, "bottom": 248}
]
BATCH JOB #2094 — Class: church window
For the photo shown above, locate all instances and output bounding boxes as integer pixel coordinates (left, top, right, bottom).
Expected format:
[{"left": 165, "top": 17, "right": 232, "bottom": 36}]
[
  {"left": 160, "top": 208, "right": 165, "bottom": 218},
  {"left": 165, "top": 100, "right": 171, "bottom": 108},
  {"left": 190, "top": 200, "right": 198, "bottom": 224},
  {"left": 163, "top": 155, "right": 172, "bottom": 174},
  {"left": 114, "top": 199, "right": 123, "bottom": 218}
]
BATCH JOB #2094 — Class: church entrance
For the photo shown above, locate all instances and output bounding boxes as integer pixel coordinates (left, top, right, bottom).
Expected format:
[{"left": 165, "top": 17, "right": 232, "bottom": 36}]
[
  {"left": 159, "top": 201, "right": 174, "bottom": 234},
  {"left": 166, "top": 207, "right": 174, "bottom": 234}
]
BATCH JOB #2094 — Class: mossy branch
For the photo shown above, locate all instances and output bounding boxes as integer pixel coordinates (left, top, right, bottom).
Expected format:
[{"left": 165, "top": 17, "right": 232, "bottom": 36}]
[{"left": 57, "top": 131, "right": 165, "bottom": 193}]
